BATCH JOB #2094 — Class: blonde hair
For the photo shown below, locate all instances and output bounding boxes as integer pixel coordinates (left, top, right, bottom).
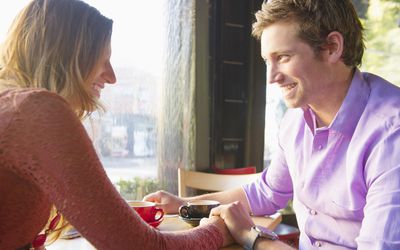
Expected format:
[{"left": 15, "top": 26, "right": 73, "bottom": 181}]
[
  {"left": 0, "top": 0, "right": 113, "bottom": 118},
  {"left": 0, "top": 0, "right": 113, "bottom": 244}
]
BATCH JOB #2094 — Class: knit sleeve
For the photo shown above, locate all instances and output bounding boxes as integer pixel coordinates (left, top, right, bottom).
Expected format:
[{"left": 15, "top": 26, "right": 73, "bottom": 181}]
[{"left": 6, "top": 91, "right": 223, "bottom": 250}]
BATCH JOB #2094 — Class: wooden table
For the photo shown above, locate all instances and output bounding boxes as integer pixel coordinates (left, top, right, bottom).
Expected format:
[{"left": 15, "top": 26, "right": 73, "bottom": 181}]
[{"left": 47, "top": 213, "right": 282, "bottom": 250}]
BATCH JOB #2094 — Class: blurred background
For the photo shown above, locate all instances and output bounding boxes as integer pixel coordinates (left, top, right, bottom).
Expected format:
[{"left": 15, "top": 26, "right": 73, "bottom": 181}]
[{"left": 1, "top": 0, "right": 399, "bottom": 199}]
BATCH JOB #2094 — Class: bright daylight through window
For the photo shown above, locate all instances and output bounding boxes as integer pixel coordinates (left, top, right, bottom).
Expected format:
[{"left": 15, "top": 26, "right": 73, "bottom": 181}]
[{"left": 0, "top": 1, "right": 165, "bottom": 200}]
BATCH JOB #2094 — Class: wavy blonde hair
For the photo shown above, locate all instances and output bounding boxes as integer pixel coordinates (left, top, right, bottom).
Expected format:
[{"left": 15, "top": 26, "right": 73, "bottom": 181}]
[
  {"left": 0, "top": 0, "right": 113, "bottom": 119},
  {"left": 0, "top": 0, "right": 113, "bottom": 245}
]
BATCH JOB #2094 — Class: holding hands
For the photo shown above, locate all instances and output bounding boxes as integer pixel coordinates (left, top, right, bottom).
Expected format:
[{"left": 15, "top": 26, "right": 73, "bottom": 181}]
[
  {"left": 207, "top": 201, "right": 255, "bottom": 246},
  {"left": 143, "top": 190, "right": 235, "bottom": 246},
  {"left": 208, "top": 202, "right": 292, "bottom": 250},
  {"left": 144, "top": 191, "right": 272, "bottom": 248}
]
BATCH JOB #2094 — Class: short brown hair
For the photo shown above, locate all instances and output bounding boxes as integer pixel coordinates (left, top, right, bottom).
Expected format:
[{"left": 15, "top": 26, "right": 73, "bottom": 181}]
[{"left": 252, "top": 0, "right": 365, "bottom": 67}]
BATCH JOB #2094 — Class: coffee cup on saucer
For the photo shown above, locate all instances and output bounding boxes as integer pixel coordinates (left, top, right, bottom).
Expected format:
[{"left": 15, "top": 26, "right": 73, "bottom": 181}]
[
  {"left": 179, "top": 200, "right": 220, "bottom": 219},
  {"left": 127, "top": 200, "right": 164, "bottom": 227}
]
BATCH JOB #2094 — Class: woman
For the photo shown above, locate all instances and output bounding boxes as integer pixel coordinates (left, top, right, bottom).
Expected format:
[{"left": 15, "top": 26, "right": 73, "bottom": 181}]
[{"left": 0, "top": 0, "right": 230, "bottom": 249}]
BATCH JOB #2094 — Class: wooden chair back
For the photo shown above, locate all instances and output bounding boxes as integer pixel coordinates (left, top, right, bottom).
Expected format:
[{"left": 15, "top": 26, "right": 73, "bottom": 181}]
[{"left": 178, "top": 168, "right": 261, "bottom": 197}]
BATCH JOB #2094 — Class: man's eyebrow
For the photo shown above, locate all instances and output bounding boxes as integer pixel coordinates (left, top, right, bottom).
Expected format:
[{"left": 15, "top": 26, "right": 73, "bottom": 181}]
[
  {"left": 262, "top": 50, "right": 294, "bottom": 59},
  {"left": 274, "top": 49, "right": 295, "bottom": 54}
]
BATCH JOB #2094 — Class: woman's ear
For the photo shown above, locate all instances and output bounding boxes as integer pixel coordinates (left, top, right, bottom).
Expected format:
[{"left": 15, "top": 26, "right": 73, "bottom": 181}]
[{"left": 323, "top": 31, "right": 344, "bottom": 63}]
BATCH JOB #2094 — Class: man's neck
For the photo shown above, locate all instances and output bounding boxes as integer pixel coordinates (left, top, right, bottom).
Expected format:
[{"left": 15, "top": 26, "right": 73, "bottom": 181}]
[{"left": 310, "top": 67, "right": 354, "bottom": 128}]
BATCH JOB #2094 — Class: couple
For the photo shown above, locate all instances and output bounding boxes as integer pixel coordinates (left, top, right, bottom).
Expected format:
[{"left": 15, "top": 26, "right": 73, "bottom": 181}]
[{"left": 1, "top": 0, "right": 399, "bottom": 249}]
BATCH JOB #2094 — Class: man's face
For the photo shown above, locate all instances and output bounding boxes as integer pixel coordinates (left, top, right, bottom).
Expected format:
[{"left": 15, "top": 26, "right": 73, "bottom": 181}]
[{"left": 261, "top": 21, "right": 332, "bottom": 109}]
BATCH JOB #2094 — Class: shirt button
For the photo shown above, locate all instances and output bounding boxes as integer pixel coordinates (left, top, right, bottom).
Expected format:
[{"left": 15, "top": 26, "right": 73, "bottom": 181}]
[
  {"left": 310, "top": 209, "right": 317, "bottom": 215},
  {"left": 314, "top": 241, "right": 322, "bottom": 247},
  {"left": 318, "top": 145, "right": 323, "bottom": 150}
]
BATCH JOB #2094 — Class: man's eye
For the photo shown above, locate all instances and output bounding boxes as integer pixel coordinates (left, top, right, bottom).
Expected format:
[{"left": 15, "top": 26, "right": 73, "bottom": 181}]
[{"left": 278, "top": 55, "right": 289, "bottom": 62}]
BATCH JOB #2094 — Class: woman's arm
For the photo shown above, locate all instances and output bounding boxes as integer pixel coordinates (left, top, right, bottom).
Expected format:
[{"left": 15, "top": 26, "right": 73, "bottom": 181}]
[{"left": 8, "top": 91, "right": 225, "bottom": 250}]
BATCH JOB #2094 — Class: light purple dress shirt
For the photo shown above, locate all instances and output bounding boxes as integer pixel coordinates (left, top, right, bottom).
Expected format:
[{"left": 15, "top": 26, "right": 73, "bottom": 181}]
[{"left": 243, "top": 69, "right": 400, "bottom": 249}]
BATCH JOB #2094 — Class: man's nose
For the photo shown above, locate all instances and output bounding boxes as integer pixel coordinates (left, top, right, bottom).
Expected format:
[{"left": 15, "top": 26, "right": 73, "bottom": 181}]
[{"left": 266, "top": 64, "right": 283, "bottom": 85}]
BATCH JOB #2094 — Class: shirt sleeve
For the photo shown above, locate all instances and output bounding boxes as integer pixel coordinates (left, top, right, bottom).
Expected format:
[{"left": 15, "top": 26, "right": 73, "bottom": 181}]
[
  {"left": 243, "top": 135, "right": 293, "bottom": 216},
  {"left": 357, "top": 126, "right": 400, "bottom": 249},
  {"left": 7, "top": 91, "right": 223, "bottom": 250}
]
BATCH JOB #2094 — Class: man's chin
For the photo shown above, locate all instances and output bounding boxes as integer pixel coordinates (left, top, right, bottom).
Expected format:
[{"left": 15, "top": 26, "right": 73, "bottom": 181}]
[{"left": 283, "top": 99, "right": 298, "bottom": 109}]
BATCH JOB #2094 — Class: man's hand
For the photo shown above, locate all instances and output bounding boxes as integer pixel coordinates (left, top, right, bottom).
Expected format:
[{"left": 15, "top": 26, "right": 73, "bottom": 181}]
[
  {"left": 200, "top": 215, "right": 234, "bottom": 247},
  {"left": 209, "top": 201, "right": 255, "bottom": 246},
  {"left": 143, "top": 190, "right": 185, "bottom": 214}
]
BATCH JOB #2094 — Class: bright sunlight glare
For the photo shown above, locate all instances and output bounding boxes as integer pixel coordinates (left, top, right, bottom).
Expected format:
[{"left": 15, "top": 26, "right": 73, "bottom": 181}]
[{"left": 0, "top": 0, "right": 164, "bottom": 71}]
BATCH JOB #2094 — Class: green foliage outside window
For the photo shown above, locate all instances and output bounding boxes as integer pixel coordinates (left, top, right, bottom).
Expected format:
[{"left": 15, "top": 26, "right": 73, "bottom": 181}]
[
  {"left": 362, "top": 0, "right": 400, "bottom": 86},
  {"left": 116, "top": 177, "right": 160, "bottom": 201}
]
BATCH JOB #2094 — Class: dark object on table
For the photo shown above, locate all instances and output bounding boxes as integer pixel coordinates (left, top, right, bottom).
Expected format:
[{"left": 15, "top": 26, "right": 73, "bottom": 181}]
[
  {"left": 179, "top": 216, "right": 201, "bottom": 227},
  {"left": 274, "top": 223, "right": 300, "bottom": 249}
]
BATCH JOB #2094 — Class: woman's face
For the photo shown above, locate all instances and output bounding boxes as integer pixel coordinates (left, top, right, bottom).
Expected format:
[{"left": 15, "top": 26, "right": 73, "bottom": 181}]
[{"left": 89, "top": 43, "right": 116, "bottom": 98}]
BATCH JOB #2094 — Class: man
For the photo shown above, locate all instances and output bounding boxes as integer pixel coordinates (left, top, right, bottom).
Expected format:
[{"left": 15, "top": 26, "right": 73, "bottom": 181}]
[{"left": 145, "top": 0, "right": 400, "bottom": 249}]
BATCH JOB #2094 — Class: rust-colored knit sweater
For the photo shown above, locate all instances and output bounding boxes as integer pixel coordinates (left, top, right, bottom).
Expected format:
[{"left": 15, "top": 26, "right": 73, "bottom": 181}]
[{"left": 0, "top": 89, "right": 223, "bottom": 250}]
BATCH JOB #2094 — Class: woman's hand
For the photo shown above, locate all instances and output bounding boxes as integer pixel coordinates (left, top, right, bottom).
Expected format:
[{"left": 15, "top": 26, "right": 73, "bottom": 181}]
[
  {"left": 143, "top": 190, "right": 185, "bottom": 214},
  {"left": 209, "top": 201, "right": 255, "bottom": 246}
]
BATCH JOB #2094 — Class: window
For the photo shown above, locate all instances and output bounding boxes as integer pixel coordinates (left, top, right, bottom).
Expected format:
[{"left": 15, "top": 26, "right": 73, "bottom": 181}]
[
  {"left": 264, "top": 85, "right": 286, "bottom": 167},
  {"left": 362, "top": 0, "right": 400, "bottom": 87},
  {"left": 0, "top": 1, "right": 163, "bottom": 198},
  {"left": 82, "top": 1, "right": 164, "bottom": 187},
  {"left": 1, "top": 1, "right": 197, "bottom": 198}
]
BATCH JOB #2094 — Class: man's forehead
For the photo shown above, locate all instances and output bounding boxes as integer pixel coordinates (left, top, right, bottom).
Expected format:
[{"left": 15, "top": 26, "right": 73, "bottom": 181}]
[{"left": 260, "top": 22, "right": 303, "bottom": 56}]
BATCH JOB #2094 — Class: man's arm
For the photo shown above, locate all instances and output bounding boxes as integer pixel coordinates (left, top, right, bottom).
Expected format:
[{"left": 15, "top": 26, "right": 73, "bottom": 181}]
[
  {"left": 357, "top": 127, "right": 400, "bottom": 249},
  {"left": 143, "top": 187, "right": 250, "bottom": 214}
]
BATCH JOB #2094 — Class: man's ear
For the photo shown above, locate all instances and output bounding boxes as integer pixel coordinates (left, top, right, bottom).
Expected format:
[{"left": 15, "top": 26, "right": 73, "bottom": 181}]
[{"left": 323, "top": 31, "right": 344, "bottom": 63}]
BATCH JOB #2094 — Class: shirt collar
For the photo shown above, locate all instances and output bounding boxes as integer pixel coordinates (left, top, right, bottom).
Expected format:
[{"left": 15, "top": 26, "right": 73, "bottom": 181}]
[{"left": 303, "top": 69, "right": 371, "bottom": 136}]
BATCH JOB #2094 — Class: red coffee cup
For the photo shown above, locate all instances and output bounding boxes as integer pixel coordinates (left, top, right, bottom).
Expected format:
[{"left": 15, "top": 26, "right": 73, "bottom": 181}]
[{"left": 127, "top": 201, "right": 164, "bottom": 225}]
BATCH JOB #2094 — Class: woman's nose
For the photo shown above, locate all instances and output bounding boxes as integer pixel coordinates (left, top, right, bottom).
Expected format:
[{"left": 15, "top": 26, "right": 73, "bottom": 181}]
[{"left": 103, "top": 61, "right": 116, "bottom": 84}]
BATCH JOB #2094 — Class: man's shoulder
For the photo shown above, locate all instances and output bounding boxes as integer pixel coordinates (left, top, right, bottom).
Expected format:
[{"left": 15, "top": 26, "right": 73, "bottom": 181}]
[
  {"left": 363, "top": 73, "right": 400, "bottom": 128},
  {"left": 363, "top": 72, "right": 400, "bottom": 100}
]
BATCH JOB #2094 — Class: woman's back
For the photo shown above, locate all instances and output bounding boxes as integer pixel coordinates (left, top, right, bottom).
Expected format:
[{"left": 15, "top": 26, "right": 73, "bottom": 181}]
[{"left": 0, "top": 89, "right": 53, "bottom": 248}]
